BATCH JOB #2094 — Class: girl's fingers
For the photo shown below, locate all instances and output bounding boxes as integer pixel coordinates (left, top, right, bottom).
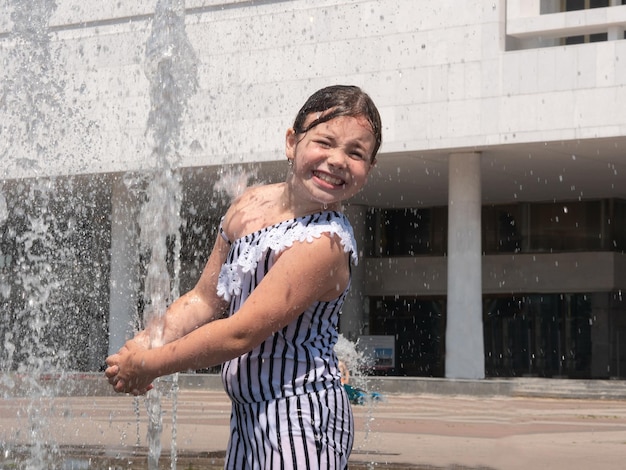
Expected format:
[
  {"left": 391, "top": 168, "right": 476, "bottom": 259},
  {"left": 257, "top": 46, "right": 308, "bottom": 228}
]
[
  {"left": 114, "top": 380, "right": 125, "bottom": 392},
  {"left": 104, "top": 364, "right": 119, "bottom": 378}
]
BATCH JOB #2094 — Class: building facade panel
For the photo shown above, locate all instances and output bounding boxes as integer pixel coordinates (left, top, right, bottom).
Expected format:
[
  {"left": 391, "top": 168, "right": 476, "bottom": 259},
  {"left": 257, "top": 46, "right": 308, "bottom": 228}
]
[{"left": 3, "top": 0, "right": 626, "bottom": 177}]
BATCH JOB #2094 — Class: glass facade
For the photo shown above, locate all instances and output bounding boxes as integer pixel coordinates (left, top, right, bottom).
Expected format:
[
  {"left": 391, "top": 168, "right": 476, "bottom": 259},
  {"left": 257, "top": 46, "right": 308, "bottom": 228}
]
[
  {"left": 366, "top": 199, "right": 626, "bottom": 379},
  {"left": 368, "top": 297, "right": 445, "bottom": 377},
  {"left": 366, "top": 207, "right": 447, "bottom": 257},
  {"left": 367, "top": 199, "right": 626, "bottom": 256},
  {"left": 483, "top": 294, "right": 592, "bottom": 378},
  {"left": 482, "top": 200, "right": 626, "bottom": 253}
]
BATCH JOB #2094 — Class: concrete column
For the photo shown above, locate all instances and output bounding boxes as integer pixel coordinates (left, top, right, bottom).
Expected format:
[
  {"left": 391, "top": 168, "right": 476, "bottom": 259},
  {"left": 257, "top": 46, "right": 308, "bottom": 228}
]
[
  {"left": 108, "top": 175, "right": 140, "bottom": 356},
  {"left": 342, "top": 204, "right": 368, "bottom": 342},
  {"left": 446, "top": 152, "right": 485, "bottom": 379},
  {"left": 607, "top": 1, "right": 623, "bottom": 42}
]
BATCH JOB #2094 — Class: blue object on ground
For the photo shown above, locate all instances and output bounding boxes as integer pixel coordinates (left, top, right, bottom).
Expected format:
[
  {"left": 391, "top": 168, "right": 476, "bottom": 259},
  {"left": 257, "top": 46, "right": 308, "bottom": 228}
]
[{"left": 344, "top": 384, "right": 382, "bottom": 405}]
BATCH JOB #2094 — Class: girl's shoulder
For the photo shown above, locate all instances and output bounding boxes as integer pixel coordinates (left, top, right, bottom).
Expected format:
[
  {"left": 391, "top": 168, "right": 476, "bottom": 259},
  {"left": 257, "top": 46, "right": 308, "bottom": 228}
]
[
  {"left": 246, "top": 210, "right": 359, "bottom": 268},
  {"left": 229, "top": 183, "right": 272, "bottom": 209},
  {"left": 222, "top": 184, "right": 356, "bottom": 260},
  {"left": 221, "top": 183, "right": 283, "bottom": 240},
  {"left": 217, "top": 209, "right": 358, "bottom": 301}
]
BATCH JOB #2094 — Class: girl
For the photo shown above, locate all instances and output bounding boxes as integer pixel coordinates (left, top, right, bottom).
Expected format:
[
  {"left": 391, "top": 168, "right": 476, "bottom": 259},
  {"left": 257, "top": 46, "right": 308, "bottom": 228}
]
[{"left": 105, "top": 85, "right": 382, "bottom": 469}]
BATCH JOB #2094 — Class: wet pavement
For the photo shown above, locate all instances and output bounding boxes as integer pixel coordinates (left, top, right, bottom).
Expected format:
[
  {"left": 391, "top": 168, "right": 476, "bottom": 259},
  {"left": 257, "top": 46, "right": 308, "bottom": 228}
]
[{"left": 1, "top": 377, "right": 626, "bottom": 469}]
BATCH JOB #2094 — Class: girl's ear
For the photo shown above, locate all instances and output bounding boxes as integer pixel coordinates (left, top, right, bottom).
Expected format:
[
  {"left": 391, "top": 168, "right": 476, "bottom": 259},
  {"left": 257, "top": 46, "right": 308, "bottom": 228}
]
[{"left": 285, "top": 128, "right": 297, "bottom": 163}]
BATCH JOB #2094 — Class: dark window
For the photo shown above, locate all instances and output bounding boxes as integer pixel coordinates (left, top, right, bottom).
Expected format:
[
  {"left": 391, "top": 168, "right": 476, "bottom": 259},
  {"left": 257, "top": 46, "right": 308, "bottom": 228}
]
[
  {"left": 366, "top": 207, "right": 447, "bottom": 257},
  {"left": 482, "top": 204, "right": 523, "bottom": 253},
  {"left": 369, "top": 297, "right": 445, "bottom": 377},
  {"left": 370, "top": 199, "right": 625, "bottom": 257},
  {"left": 484, "top": 199, "right": 625, "bottom": 254},
  {"left": 484, "top": 293, "right": 592, "bottom": 378},
  {"left": 528, "top": 200, "right": 603, "bottom": 252},
  {"left": 611, "top": 200, "right": 626, "bottom": 251},
  {"left": 564, "top": 0, "right": 609, "bottom": 10}
]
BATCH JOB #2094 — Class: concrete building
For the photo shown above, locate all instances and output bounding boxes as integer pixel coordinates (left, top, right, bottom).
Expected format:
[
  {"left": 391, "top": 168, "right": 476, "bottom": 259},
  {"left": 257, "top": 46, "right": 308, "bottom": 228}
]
[{"left": 1, "top": 0, "right": 625, "bottom": 380}]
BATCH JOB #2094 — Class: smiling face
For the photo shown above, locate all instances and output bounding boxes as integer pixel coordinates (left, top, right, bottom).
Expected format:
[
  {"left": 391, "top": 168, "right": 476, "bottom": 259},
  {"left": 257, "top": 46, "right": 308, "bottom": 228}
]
[{"left": 285, "top": 113, "right": 377, "bottom": 210}]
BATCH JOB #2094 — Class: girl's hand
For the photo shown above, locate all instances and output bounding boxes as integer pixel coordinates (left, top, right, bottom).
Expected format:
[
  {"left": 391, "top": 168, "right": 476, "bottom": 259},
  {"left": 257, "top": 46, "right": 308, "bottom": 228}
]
[{"left": 105, "top": 340, "right": 154, "bottom": 395}]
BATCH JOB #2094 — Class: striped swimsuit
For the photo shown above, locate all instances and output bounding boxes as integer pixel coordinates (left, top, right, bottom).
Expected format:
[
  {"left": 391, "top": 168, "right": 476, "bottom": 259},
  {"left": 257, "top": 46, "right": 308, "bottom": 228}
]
[{"left": 216, "top": 211, "right": 357, "bottom": 470}]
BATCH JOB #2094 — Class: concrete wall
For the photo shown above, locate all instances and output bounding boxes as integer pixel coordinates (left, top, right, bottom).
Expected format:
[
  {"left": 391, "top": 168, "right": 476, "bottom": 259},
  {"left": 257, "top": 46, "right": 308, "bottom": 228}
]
[{"left": 2, "top": 0, "right": 626, "bottom": 179}]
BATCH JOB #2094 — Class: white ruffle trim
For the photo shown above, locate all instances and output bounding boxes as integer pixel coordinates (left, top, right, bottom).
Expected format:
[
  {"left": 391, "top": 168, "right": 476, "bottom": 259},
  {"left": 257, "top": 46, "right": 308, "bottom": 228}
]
[{"left": 217, "top": 214, "right": 357, "bottom": 302}]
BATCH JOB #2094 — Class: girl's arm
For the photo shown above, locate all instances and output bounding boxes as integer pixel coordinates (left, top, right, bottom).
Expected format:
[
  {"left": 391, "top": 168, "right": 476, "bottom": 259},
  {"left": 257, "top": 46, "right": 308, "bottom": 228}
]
[
  {"left": 133, "top": 232, "right": 231, "bottom": 347},
  {"left": 107, "top": 232, "right": 350, "bottom": 394},
  {"left": 104, "top": 231, "right": 230, "bottom": 391}
]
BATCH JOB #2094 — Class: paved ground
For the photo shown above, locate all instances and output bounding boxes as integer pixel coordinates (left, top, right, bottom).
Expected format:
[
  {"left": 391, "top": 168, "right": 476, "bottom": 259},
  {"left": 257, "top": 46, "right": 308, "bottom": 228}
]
[{"left": 2, "top": 382, "right": 626, "bottom": 469}]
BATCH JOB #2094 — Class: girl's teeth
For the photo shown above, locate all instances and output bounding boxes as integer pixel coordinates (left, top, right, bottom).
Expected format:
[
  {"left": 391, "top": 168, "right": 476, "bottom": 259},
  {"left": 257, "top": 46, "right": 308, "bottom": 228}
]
[{"left": 316, "top": 172, "right": 342, "bottom": 185}]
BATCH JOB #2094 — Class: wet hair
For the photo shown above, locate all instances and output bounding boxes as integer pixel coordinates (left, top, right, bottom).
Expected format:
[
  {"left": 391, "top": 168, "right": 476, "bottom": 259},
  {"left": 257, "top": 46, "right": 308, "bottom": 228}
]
[{"left": 292, "top": 85, "right": 382, "bottom": 161}]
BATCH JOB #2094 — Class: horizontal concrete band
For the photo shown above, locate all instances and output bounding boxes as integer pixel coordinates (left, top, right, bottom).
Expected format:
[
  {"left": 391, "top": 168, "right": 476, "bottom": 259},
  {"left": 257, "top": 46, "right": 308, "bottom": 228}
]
[{"left": 2, "top": 373, "right": 625, "bottom": 400}]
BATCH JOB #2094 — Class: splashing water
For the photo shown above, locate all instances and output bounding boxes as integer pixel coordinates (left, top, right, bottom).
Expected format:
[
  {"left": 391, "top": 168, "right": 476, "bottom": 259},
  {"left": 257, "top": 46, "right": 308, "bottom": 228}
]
[
  {"left": 213, "top": 167, "right": 256, "bottom": 201},
  {"left": 0, "top": 0, "right": 100, "bottom": 178},
  {"left": 137, "top": 1, "right": 198, "bottom": 469},
  {"left": 335, "top": 334, "right": 375, "bottom": 394},
  {"left": 0, "top": 0, "right": 103, "bottom": 467},
  {"left": 335, "top": 334, "right": 382, "bottom": 460}
]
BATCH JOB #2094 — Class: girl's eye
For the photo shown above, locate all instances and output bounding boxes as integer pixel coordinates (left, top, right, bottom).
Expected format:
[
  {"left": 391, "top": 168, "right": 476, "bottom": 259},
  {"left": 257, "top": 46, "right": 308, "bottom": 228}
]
[
  {"left": 316, "top": 140, "right": 331, "bottom": 148},
  {"left": 349, "top": 151, "right": 365, "bottom": 160}
]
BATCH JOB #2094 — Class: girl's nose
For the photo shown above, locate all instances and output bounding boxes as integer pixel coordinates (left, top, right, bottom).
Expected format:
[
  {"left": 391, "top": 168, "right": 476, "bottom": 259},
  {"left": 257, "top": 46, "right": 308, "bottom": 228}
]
[{"left": 327, "top": 148, "right": 347, "bottom": 168}]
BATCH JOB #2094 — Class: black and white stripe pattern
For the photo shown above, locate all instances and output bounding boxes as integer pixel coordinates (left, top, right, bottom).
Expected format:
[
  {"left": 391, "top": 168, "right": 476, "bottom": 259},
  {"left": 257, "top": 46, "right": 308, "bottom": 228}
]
[
  {"left": 225, "top": 387, "right": 354, "bottom": 470},
  {"left": 216, "top": 211, "right": 357, "bottom": 469}
]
